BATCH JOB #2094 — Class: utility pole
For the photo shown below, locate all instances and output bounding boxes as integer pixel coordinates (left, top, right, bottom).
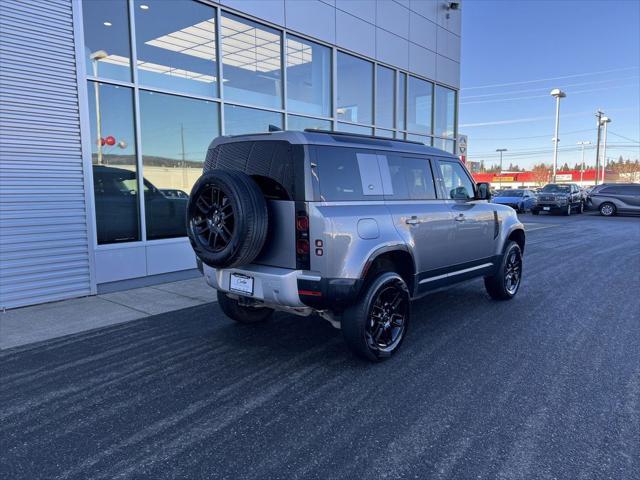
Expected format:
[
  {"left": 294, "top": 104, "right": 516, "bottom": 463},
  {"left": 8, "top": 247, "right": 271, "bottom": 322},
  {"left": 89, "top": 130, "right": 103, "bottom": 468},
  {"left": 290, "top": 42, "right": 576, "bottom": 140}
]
[
  {"left": 550, "top": 89, "right": 566, "bottom": 183},
  {"left": 600, "top": 116, "right": 611, "bottom": 184},
  {"left": 594, "top": 110, "right": 603, "bottom": 185},
  {"left": 577, "top": 141, "right": 591, "bottom": 185},
  {"left": 496, "top": 148, "right": 507, "bottom": 189},
  {"left": 180, "top": 123, "right": 188, "bottom": 188}
]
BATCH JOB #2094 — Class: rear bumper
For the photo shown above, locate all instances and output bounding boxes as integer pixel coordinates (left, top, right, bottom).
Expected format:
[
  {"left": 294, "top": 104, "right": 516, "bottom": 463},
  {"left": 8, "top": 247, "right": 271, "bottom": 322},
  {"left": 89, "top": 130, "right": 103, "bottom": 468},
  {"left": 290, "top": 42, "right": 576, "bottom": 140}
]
[{"left": 203, "top": 264, "right": 358, "bottom": 311}]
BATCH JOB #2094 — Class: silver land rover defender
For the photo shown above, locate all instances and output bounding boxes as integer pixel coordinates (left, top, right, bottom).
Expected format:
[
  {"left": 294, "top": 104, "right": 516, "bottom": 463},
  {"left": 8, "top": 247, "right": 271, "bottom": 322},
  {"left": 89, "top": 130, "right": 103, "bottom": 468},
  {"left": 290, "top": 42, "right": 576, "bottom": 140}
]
[{"left": 186, "top": 130, "right": 525, "bottom": 361}]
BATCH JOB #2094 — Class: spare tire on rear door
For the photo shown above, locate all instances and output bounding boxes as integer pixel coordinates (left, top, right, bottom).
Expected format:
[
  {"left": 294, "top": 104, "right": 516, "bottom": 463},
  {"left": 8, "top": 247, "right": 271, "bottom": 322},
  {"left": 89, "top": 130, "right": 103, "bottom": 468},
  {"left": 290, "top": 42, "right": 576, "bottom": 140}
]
[{"left": 186, "top": 170, "right": 268, "bottom": 269}]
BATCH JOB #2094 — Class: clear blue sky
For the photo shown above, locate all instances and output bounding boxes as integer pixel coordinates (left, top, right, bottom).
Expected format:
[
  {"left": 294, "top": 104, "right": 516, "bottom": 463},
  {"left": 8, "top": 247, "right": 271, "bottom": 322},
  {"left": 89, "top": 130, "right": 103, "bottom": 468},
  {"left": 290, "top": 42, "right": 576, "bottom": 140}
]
[{"left": 460, "top": 0, "right": 640, "bottom": 170}]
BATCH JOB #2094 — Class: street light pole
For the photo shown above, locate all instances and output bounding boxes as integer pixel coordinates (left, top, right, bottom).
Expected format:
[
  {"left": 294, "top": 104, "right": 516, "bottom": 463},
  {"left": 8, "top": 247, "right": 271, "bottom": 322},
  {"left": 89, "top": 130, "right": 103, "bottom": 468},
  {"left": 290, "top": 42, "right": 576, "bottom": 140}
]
[
  {"left": 496, "top": 148, "right": 507, "bottom": 189},
  {"left": 594, "top": 110, "right": 603, "bottom": 185},
  {"left": 600, "top": 116, "right": 611, "bottom": 184},
  {"left": 90, "top": 50, "right": 108, "bottom": 165},
  {"left": 550, "top": 89, "right": 566, "bottom": 183},
  {"left": 577, "top": 141, "right": 591, "bottom": 185}
]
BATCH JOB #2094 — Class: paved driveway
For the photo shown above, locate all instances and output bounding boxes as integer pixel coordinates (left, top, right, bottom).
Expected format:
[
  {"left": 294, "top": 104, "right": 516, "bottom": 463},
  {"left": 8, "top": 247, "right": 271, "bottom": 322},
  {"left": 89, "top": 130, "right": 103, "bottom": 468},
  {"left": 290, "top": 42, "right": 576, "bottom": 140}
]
[{"left": 2, "top": 213, "right": 639, "bottom": 479}]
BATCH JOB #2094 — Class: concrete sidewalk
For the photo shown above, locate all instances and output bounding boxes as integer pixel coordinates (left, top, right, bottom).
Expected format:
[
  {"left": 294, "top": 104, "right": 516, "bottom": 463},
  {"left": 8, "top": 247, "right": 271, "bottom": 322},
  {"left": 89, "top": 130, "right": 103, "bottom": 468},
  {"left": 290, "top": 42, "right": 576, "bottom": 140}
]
[{"left": 0, "top": 277, "right": 216, "bottom": 350}]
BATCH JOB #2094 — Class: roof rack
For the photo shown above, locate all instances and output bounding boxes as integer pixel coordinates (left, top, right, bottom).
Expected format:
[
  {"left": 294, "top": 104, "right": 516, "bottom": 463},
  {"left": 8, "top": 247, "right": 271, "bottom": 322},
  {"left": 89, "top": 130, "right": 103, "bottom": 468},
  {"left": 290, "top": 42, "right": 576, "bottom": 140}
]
[{"left": 303, "top": 128, "right": 424, "bottom": 145}]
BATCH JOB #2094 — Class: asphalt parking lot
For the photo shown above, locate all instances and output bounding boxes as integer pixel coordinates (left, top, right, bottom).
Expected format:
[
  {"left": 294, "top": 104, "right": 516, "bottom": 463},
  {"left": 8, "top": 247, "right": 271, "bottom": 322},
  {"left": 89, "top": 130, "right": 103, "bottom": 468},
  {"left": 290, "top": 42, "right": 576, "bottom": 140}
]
[{"left": 2, "top": 212, "right": 639, "bottom": 479}]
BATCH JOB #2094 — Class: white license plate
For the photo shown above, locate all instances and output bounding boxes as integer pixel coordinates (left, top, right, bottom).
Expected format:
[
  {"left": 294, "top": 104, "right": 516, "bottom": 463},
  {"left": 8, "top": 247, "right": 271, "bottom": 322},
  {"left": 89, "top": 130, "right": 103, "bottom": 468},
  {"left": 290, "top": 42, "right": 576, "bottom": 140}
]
[
  {"left": 230, "top": 273, "right": 254, "bottom": 295},
  {"left": 543, "top": 207, "right": 551, "bottom": 211}
]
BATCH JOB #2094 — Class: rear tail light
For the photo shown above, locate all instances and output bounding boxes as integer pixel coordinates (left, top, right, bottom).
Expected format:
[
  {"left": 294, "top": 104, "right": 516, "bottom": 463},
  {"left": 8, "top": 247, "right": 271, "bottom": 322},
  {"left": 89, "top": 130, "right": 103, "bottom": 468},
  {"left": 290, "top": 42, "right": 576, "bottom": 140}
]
[
  {"left": 295, "top": 207, "right": 310, "bottom": 269},
  {"left": 296, "top": 239, "right": 310, "bottom": 255},
  {"left": 296, "top": 215, "right": 309, "bottom": 231}
]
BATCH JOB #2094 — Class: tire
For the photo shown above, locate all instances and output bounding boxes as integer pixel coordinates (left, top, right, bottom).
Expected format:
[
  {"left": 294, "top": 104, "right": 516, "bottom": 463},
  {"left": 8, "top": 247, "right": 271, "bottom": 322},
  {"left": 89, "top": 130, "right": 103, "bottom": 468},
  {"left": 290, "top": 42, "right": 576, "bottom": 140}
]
[
  {"left": 599, "top": 202, "right": 616, "bottom": 217},
  {"left": 217, "top": 290, "right": 274, "bottom": 324},
  {"left": 578, "top": 202, "right": 584, "bottom": 214},
  {"left": 531, "top": 209, "right": 540, "bottom": 215},
  {"left": 484, "top": 241, "right": 523, "bottom": 301},
  {"left": 342, "top": 272, "right": 410, "bottom": 362},
  {"left": 187, "top": 170, "right": 268, "bottom": 268},
  {"left": 564, "top": 203, "right": 571, "bottom": 216}
]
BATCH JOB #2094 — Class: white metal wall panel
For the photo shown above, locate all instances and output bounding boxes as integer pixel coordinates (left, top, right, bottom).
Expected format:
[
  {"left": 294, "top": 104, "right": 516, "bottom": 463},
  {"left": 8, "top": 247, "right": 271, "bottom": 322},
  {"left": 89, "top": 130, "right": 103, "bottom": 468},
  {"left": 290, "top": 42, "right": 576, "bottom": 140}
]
[{"left": 0, "top": 0, "right": 93, "bottom": 309}]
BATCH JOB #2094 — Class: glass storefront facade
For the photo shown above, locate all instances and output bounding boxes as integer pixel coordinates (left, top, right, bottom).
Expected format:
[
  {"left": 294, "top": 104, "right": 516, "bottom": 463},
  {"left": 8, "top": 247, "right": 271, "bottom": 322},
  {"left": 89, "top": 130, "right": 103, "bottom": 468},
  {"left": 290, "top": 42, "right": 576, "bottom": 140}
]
[{"left": 81, "top": 0, "right": 457, "bottom": 247}]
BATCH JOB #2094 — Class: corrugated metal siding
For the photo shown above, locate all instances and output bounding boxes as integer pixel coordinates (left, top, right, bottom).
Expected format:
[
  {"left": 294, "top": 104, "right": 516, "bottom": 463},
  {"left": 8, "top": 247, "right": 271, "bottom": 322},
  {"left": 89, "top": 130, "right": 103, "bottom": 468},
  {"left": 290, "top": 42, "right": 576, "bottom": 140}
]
[{"left": 0, "top": 0, "right": 92, "bottom": 309}]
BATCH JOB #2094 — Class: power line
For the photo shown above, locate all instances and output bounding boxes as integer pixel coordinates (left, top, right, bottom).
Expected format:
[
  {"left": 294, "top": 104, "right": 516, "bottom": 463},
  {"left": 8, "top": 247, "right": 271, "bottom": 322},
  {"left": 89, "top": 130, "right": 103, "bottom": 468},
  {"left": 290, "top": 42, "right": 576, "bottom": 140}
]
[
  {"left": 461, "top": 66, "right": 639, "bottom": 90},
  {"left": 461, "top": 76, "right": 639, "bottom": 100},
  {"left": 608, "top": 130, "right": 640, "bottom": 143},
  {"left": 471, "top": 128, "right": 594, "bottom": 141},
  {"left": 460, "top": 83, "right": 638, "bottom": 105}
]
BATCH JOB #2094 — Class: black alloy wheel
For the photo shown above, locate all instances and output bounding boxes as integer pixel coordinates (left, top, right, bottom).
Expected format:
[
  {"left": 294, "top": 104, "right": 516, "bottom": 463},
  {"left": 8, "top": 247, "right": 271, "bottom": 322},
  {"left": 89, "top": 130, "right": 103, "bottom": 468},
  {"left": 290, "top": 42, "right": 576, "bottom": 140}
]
[
  {"left": 342, "top": 272, "right": 411, "bottom": 361},
  {"left": 191, "top": 185, "right": 235, "bottom": 252},
  {"left": 503, "top": 247, "right": 522, "bottom": 295},
  {"left": 366, "top": 284, "right": 408, "bottom": 354}
]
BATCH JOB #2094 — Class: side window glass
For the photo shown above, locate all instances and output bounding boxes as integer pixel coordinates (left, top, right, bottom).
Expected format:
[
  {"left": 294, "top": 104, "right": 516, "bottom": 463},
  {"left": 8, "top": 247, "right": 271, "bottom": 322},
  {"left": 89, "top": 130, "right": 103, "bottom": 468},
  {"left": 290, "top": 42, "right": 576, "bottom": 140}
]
[
  {"left": 437, "top": 161, "right": 475, "bottom": 200},
  {"left": 314, "top": 147, "right": 383, "bottom": 201},
  {"left": 384, "top": 155, "right": 436, "bottom": 200}
]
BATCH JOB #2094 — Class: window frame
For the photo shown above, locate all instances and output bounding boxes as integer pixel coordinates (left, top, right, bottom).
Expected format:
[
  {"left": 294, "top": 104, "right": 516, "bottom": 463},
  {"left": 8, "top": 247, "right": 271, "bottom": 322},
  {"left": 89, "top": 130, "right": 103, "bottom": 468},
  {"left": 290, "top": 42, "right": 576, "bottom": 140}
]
[
  {"left": 380, "top": 154, "right": 438, "bottom": 201},
  {"left": 433, "top": 158, "right": 477, "bottom": 201}
]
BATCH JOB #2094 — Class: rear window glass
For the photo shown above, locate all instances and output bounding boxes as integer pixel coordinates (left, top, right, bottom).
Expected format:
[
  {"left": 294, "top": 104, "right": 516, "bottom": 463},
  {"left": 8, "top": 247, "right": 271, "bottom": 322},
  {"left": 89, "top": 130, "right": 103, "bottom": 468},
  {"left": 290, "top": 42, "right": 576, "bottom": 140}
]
[
  {"left": 385, "top": 156, "right": 437, "bottom": 200},
  {"left": 314, "top": 147, "right": 383, "bottom": 201},
  {"left": 204, "top": 140, "right": 305, "bottom": 200},
  {"left": 497, "top": 190, "right": 523, "bottom": 197}
]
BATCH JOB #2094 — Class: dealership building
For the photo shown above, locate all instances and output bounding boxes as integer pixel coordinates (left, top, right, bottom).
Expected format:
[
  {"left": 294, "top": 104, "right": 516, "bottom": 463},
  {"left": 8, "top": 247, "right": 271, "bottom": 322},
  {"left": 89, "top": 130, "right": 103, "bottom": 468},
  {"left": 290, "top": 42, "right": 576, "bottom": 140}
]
[{"left": 0, "top": 0, "right": 461, "bottom": 309}]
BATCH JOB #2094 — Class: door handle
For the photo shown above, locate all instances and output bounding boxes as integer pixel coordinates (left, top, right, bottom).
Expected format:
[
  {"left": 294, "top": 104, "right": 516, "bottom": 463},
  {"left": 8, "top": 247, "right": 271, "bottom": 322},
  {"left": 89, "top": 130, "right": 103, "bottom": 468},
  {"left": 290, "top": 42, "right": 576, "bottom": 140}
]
[
  {"left": 405, "top": 216, "right": 421, "bottom": 225},
  {"left": 455, "top": 214, "right": 466, "bottom": 222}
]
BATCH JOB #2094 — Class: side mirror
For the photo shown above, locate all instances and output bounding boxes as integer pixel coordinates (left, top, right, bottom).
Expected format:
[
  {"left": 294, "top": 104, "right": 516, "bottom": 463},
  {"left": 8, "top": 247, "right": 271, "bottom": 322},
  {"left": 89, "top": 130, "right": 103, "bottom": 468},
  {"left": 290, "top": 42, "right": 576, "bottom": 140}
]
[{"left": 476, "top": 182, "right": 491, "bottom": 201}]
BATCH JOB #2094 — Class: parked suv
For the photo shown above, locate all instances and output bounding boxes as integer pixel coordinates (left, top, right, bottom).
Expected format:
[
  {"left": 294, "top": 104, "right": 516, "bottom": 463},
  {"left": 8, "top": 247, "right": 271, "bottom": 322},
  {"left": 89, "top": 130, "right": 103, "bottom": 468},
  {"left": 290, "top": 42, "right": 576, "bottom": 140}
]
[
  {"left": 587, "top": 183, "right": 640, "bottom": 216},
  {"left": 531, "top": 183, "right": 584, "bottom": 215},
  {"left": 186, "top": 130, "right": 525, "bottom": 361}
]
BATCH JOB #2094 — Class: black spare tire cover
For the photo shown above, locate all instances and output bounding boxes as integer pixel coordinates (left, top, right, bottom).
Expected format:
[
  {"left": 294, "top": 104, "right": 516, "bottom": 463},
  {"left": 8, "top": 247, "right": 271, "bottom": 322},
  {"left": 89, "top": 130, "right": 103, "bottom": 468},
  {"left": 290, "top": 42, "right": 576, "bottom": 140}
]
[{"left": 186, "top": 170, "right": 268, "bottom": 268}]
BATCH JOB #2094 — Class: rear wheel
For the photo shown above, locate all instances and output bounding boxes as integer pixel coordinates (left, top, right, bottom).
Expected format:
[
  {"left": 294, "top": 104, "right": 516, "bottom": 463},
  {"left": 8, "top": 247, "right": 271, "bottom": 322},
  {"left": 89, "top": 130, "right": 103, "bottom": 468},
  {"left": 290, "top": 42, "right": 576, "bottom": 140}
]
[
  {"left": 484, "top": 241, "right": 523, "bottom": 300},
  {"left": 599, "top": 202, "right": 616, "bottom": 217},
  {"left": 342, "top": 272, "right": 410, "bottom": 362},
  {"left": 217, "top": 290, "right": 273, "bottom": 324}
]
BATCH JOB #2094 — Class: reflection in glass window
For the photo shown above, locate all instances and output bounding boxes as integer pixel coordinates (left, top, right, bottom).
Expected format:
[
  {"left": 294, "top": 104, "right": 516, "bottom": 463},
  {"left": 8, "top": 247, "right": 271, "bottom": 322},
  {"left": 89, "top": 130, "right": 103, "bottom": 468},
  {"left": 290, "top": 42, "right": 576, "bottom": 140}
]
[
  {"left": 287, "top": 115, "right": 332, "bottom": 131},
  {"left": 139, "top": 91, "right": 220, "bottom": 240},
  {"left": 286, "top": 36, "right": 331, "bottom": 117},
  {"left": 224, "top": 104, "right": 282, "bottom": 135},
  {"left": 87, "top": 82, "right": 139, "bottom": 244},
  {"left": 386, "top": 156, "right": 436, "bottom": 200},
  {"left": 434, "top": 137, "right": 455, "bottom": 154},
  {"left": 82, "top": 0, "right": 132, "bottom": 82},
  {"left": 397, "top": 72, "right": 406, "bottom": 131},
  {"left": 434, "top": 85, "right": 456, "bottom": 138},
  {"left": 314, "top": 147, "right": 383, "bottom": 201},
  {"left": 407, "top": 76, "right": 432, "bottom": 134},
  {"left": 337, "top": 52, "right": 373, "bottom": 124},
  {"left": 375, "top": 129, "right": 395, "bottom": 139},
  {"left": 221, "top": 13, "right": 282, "bottom": 108},
  {"left": 376, "top": 65, "right": 395, "bottom": 129},
  {"left": 437, "top": 160, "right": 474, "bottom": 200},
  {"left": 407, "top": 133, "right": 431, "bottom": 145},
  {"left": 337, "top": 123, "right": 373, "bottom": 135},
  {"left": 134, "top": 0, "right": 218, "bottom": 97}
]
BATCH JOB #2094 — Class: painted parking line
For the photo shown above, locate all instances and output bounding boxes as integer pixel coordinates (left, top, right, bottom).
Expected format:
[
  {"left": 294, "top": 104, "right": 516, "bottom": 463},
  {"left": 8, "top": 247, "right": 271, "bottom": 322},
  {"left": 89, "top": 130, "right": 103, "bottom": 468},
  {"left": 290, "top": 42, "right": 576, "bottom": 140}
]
[{"left": 522, "top": 223, "right": 559, "bottom": 232}]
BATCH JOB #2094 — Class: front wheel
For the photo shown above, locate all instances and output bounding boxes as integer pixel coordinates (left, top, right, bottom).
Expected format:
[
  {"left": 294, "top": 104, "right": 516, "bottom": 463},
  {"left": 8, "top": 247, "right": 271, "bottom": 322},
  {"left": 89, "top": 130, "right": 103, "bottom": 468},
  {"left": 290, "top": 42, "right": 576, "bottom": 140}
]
[
  {"left": 564, "top": 203, "right": 571, "bottom": 216},
  {"left": 531, "top": 209, "right": 540, "bottom": 215},
  {"left": 484, "top": 241, "right": 523, "bottom": 300},
  {"left": 578, "top": 202, "right": 584, "bottom": 214},
  {"left": 217, "top": 290, "right": 274, "bottom": 324},
  {"left": 342, "top": 272, "right": 410, "bottom": 362}
]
